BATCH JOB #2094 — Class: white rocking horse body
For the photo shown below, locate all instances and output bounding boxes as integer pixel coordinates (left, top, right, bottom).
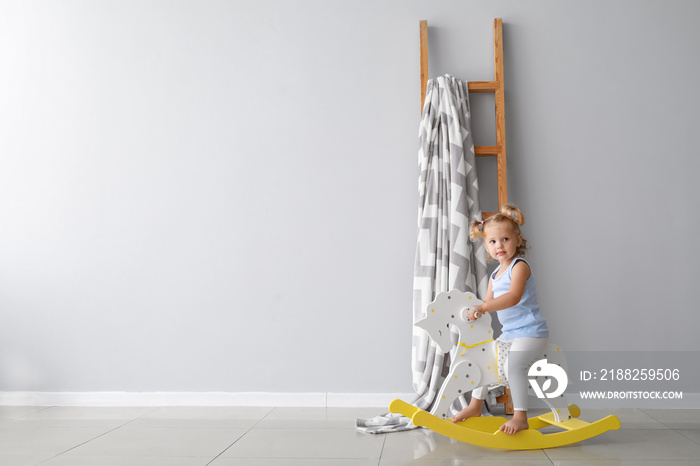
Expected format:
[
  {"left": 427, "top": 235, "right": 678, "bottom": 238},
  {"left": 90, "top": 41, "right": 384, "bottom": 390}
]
[
  {"left": 389, "top": 289, "right": 620, "bottom": 449},
  {"left": 415, "top": 289, "right": 571, "bottom": 422}
]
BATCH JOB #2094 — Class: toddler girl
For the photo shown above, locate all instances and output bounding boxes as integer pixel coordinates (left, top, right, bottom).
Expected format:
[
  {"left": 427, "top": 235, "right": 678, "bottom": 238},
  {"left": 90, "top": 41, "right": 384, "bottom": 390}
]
[{"left": 451, "top": 204, "right": 549, "bottom": 435}]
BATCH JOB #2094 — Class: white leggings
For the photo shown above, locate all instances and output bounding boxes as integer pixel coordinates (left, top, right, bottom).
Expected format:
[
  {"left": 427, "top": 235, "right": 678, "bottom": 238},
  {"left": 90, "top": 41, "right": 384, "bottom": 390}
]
[{"left": 472, "top": 336, "right": 548, "bottom": 411}]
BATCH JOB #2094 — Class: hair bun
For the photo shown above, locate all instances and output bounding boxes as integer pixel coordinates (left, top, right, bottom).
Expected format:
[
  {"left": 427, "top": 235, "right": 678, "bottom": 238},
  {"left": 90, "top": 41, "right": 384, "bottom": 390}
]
[{"left": 500, "top": 204, "right": 525, "bottom": 226}]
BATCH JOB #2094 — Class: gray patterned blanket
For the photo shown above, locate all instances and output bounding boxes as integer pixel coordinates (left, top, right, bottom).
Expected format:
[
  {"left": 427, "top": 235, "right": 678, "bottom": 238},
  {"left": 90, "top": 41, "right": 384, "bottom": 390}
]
[{"left": 357, "top": 75, "right": 488, "bottom": 434}]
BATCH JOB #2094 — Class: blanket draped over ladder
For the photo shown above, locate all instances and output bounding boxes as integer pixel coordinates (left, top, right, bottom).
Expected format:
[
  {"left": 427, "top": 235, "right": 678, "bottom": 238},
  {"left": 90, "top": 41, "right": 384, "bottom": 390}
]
[{"left": 357, "top": 75, "right": 488, "bottom": 434}]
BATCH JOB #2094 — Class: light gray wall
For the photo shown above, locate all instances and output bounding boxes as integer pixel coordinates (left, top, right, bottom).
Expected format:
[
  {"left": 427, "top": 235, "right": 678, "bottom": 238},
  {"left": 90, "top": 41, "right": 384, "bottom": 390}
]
[{"left": 0, "top": 0, "right": 698, "bottom": 394}]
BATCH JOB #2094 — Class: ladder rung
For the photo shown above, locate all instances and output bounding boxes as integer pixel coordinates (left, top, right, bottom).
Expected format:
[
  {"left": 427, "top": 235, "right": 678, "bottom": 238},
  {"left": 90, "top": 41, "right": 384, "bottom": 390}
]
[
  {"left": 475, "top": 145, "right": 501, "bottom": 157},
  {"left": 468, "top": 81, "right": 499, "bottom": 93}
]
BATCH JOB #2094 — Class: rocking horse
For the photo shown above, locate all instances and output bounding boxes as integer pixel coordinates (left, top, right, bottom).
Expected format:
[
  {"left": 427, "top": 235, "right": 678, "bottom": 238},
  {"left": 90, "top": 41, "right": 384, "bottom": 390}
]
[{"left": 389, "top": 289, "right": 620, "bottom": 450}]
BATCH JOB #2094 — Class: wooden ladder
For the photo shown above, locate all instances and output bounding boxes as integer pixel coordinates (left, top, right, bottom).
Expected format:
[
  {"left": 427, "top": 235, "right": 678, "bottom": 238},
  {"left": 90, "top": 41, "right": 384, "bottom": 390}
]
[
  {"left": 419, "top": 18, "right": 513, "bottom": 414},
  {"left": 420, "top": 18, "right": 508, "bottom": 218}
]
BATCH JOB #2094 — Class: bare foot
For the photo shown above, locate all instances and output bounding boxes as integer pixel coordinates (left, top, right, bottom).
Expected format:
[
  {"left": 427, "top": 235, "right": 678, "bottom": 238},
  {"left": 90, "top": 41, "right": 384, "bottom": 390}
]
[
  {"left": 499, "top": 415, "right": 529, "bottom": 434},
  {"left": 451, "top": 404, "right": 482, "bottom": 423}
]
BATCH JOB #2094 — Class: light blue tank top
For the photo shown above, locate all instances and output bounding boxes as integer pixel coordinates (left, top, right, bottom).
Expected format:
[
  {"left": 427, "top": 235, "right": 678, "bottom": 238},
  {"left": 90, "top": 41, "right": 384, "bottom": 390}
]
[{"left": 492, "top": 257, "right": 549, "bottom": 339}]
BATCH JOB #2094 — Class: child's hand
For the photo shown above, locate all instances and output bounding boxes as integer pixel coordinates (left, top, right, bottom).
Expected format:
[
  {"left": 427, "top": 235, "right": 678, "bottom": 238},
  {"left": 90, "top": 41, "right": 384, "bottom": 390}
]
[{"left": 467, "top": 305, "right": 483, "bottom": 320}]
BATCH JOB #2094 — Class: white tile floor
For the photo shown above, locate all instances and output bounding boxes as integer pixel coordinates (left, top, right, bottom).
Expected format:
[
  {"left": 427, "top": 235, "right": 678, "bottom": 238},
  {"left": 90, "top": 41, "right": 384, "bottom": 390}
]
[{"left": 0, "top": 405, "right": 699, "bottom": 465}]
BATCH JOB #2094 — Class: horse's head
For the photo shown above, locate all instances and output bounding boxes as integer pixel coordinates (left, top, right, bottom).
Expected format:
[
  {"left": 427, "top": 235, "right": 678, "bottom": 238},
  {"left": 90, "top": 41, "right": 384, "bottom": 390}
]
[{"left": 415, "top": 290, "right": 491, "bottom": 353}]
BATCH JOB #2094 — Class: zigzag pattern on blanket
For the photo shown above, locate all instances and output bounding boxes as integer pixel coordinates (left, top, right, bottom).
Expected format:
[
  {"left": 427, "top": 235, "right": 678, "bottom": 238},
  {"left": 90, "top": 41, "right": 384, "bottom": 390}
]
[{"left": 412, "top": 75, "right": 488, "bottom": 396}]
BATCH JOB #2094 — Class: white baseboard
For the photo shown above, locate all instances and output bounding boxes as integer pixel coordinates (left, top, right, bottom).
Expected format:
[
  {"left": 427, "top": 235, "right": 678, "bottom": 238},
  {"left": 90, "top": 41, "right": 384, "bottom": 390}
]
[{"left": 0, "top": 391, "right": 415, "bottom": 408}]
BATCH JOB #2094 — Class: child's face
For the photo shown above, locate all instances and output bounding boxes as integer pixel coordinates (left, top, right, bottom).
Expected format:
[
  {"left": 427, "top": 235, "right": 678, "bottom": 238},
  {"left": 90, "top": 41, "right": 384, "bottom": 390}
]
[{"left": 483, "top": 222, "right": 522, "bottom": 262}]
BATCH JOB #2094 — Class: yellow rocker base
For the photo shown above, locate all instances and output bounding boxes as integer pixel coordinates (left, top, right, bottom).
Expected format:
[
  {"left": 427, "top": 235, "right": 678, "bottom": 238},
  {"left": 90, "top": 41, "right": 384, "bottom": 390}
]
[{"left": 389, "top": 399, "right": 621, "bottom": 450}]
